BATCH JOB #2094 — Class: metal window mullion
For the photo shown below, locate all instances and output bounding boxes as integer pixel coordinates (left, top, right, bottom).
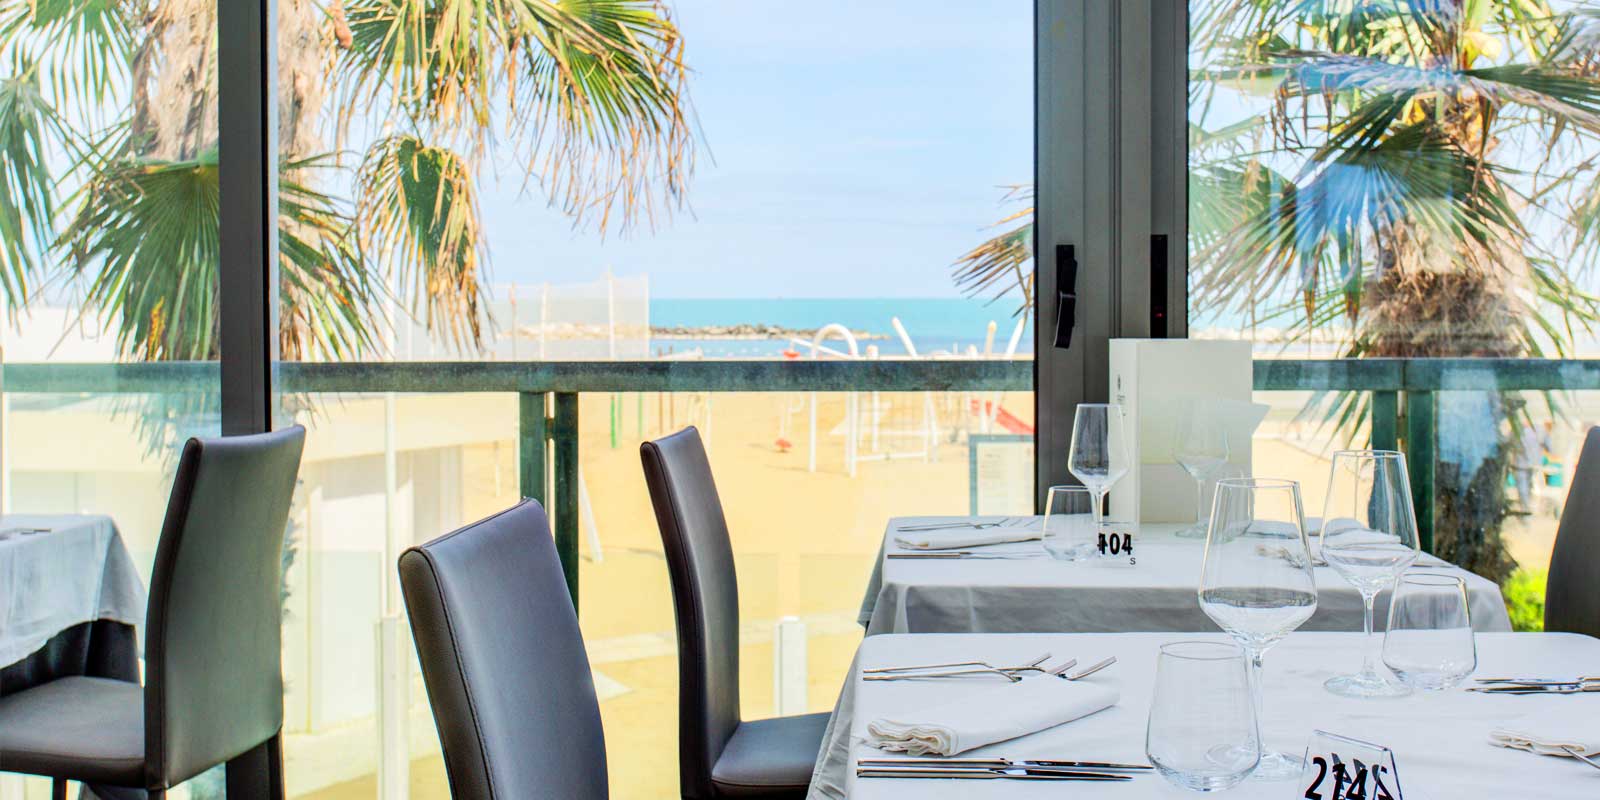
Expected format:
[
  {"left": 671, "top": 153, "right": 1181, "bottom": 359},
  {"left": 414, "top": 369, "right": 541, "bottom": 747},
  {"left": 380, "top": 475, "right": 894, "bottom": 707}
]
[{"left": 218, "top": 0, "right": 278, "bottom": 435}]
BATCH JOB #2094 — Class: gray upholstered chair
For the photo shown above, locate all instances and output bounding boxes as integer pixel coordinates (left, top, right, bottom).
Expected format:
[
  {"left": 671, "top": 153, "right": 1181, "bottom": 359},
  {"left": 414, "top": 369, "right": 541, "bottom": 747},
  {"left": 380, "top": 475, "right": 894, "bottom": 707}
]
[
  {"left": 399, "top": 499, "right": 608, "bottom": 800},
  {"left": 0, "top": 426, "right": 306, "bottom": 800},
  {"left": 641, "top": 427, "right": 828, "bottom": 800},
  {"left": 1547, "top": 426, "right": 1600, "bottom": 638}
]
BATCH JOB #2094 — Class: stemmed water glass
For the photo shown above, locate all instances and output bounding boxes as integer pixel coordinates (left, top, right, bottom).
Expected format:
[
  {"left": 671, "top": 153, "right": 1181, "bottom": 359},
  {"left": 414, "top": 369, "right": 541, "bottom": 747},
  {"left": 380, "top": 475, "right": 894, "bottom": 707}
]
[
  {"left": 1199, "top": 478, "right": 1318, "bottom": 780},
  {"left": 1068, "top": 403, "right": 1130, "bottom": 544},
  {"left": 1320, "top": 450, "right": 1420, "bottom": 698},
  {"left": 1174, "top": 404, "right": 1229, "bottom": 539}
]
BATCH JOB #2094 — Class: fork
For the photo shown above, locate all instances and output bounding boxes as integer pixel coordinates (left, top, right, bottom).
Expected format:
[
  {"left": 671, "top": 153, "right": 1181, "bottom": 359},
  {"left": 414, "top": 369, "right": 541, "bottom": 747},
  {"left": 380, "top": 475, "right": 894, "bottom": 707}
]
[
  {"left": 864, "top": 655, "right": 1064, "bottom": 683},
  {"left": 864, "top": 657, "right": 1097, "bottom": 683},
  {"left": 864, "top": 653, "right": 1051, "bottom": 675},
  {"left": 897, "top": 518, "right": 1027, "bottom": 533}
]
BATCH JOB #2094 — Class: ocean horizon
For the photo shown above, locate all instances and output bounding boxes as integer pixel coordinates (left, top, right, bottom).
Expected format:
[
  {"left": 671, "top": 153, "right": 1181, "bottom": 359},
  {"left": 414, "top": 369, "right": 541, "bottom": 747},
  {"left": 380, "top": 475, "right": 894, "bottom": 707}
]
[{"left": 649, "top": 297, "right": 1033, "bottom": 358}]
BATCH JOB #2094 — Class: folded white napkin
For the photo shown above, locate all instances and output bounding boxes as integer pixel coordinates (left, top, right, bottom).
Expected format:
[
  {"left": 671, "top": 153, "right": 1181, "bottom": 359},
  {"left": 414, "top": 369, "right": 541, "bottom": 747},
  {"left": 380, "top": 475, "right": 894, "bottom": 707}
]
[
  {"left": 1490, "top": 728, "right": 1600, "bottom": 758},
  {"left": 866, "top": 676, "right": 1118, "bottom": 756},
  {"left": 893, "top": 530, "right": 1040, "bottom": 550}
]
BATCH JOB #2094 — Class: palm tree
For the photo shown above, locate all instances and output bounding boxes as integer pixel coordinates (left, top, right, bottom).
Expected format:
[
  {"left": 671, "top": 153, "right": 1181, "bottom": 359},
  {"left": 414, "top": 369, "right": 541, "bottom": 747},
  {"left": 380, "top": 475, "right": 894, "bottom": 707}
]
[
  {"left": 0, "top": 0, "right": 695, "bottom": 360},
  {"left": 955, "top": 1, "right": 1600, "bottom": 582}
]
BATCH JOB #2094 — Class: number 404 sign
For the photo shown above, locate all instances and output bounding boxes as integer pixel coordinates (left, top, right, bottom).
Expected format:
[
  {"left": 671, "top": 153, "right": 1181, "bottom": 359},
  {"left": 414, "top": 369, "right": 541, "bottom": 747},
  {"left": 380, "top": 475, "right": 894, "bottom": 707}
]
[{"left": 1299, "top": 731, "right": 1403, "bottom": 800}]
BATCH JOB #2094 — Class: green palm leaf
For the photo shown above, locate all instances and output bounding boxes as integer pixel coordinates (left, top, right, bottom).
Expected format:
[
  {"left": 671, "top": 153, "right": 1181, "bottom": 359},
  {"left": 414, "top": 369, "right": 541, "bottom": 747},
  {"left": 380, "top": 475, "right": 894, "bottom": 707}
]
[
  {"left": 337, "top": 0, "right": 694, "bottom": 232},
  {"left": 951, "top": 186, "right": 1033, "bottom": 316},
  {"left": 0, "top": 63, "right": 63, "bottom": 305},
  {"left": 355, "top": 134, "right": 484, "bottom": 350},
  {"left": 57, "top": 147, "right": 378, "bottom": 361},
  {"left": 0, "top": 0, "right": 133, "bottom": 114}
]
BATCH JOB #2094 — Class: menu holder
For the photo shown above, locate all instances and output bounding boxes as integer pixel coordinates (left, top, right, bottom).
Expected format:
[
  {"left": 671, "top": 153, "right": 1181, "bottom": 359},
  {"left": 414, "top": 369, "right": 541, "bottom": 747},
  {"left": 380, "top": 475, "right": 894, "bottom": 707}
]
[{"left": 1299, "top": 731, "right": 1403, "bottom": 800}]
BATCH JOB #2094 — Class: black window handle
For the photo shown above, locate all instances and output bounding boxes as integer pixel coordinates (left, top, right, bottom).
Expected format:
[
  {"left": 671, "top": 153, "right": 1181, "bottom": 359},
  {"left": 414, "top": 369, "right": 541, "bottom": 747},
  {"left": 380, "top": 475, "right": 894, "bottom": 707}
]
[{"left": 1053, "top": 244, "right": 1077, "bottom": 349}]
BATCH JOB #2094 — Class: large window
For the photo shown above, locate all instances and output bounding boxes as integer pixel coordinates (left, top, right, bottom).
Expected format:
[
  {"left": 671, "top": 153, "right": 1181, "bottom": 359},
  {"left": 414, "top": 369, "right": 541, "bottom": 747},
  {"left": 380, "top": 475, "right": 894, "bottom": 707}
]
[
  {"left": 266, "top": 1, "right": 1033, "bottom": 798},
  {"left": 0, "top": 0, "right": 224, "bottom": 795},
  {"left": 1188, "top": 1, "right": 1600, "bottom": 614}
]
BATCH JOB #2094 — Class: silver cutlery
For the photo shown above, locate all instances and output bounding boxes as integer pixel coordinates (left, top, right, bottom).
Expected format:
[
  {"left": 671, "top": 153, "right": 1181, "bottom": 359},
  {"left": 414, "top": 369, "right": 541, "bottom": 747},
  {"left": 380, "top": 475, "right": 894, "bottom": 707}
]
[
  {"left": 856, "top": 766, "right": 1132, "bottom": 781},
  {"left": 864, "top": 656, "right": 1099, "bottom": 682},
  {"left": 864, "top": 653, "right": 1051, "bottom": 675},
  {"left": 1475, "top": 676, "right": 1600, "bottom": 686},
  {"left": 860, "top": 757, "right": 1151, "bottom": 773},
  {"left": 897, "top": 518, "right": 1030, "bottom": 533},
  {"left": 887, "top": 551, "right": 1042, "bottom": 560},
  {"left": 1051, "top": 656, "right": 1116, "bottom": 681},
  {"left": 864, "top": 657, "right": 1068, "bottom": 683},
  {"left": 1562, "top": 746, "right": 1600, "bottom": 772},
  {"left": 1468, "top": 684, "right": 1600, "bottom": 694}
]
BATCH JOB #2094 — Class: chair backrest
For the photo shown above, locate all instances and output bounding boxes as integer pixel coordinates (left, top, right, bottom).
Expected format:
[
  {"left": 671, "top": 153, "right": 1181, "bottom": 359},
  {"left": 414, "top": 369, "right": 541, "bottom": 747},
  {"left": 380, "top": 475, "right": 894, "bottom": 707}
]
[
  {"left": 640, "top": 427, "right": 740, "bottom": 800},
  {"left": 143, "top": 426, "right": 306, "bottom": 789},
  {"left": 399, "top": 500, "right": 608, "bottom": 800},
  {"left": 1547, "top": 426, "right": 1600, "bottom": 638}
]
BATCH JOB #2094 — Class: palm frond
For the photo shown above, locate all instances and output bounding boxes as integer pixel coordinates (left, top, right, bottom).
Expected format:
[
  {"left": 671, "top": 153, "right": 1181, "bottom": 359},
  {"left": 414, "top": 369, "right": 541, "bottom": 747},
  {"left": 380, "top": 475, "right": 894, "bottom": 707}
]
[
  {"left": 0, "top": 0, "right": 134, "bottom": 115},
  {"left": 57, "top": 148, "right": 222, "bottom": 360},
  {"left": 337, "top": 0, "right": 695, "bottom": 233},
  {"left": 1194, "top": 120, "right": 1523, "bottom": 321},
  {"left": 0, "top": 63, "right": 63, "bottom": 306},
  {"left": 951, "top": 186, "right": 1033, "bottom": 316},
  {"left": 57, "top": 147, "right": 380, "bottom": 361},
  {"left": 355, "top": 134, "right": 485, "bottom": 350},
  {"left": 279, "top": 155, "right": 379, "bottom": 361}
]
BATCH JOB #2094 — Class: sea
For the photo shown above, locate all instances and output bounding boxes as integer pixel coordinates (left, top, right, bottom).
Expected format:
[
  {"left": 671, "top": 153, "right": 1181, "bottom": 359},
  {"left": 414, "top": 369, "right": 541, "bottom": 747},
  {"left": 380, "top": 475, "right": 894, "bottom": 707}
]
[{"left": 649, "top": 297, "right": 1034, "bottom": 358}]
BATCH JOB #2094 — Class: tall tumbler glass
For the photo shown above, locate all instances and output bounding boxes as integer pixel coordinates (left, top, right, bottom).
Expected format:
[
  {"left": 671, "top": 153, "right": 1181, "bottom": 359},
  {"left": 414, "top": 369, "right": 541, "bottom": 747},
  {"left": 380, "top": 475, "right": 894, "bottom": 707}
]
[
  {"left": 1042, "top": 485, "right": 1096, "bottom": 561},
  {"left": 1320, "top": 450, "right": 1420, "bottom": 698},
  {"left": 1146, "top": 640, "right": 1260, "bottom": 792},
  {"left": 1199, "top": 478, "right": 1318, "bottom": 780},
  {"left": 1383, "top": 572, "right": 1476, "bottom": 690}
]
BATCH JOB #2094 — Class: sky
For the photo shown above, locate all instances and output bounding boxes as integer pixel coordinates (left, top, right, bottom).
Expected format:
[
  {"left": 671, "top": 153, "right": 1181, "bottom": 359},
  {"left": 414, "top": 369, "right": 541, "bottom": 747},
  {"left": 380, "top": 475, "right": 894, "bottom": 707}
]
[{"left": 472, "top": 0, "right": 1034, "bottom": 299}]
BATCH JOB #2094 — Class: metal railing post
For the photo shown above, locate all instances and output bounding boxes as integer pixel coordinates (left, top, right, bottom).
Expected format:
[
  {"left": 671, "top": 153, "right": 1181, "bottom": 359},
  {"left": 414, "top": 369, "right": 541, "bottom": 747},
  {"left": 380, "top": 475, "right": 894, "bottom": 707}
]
[
  {"left": 518, "top": 391, "right": 548, "bottom": 506},
  {"left": 1370, "top": 390, "right": 1399, "bottom": 452},
  {"left": 1403, "top": 390, "right": 1437, "bottom": 553},
  {"left": 553, "top": 392, "right": 581, "bottom": 610}
]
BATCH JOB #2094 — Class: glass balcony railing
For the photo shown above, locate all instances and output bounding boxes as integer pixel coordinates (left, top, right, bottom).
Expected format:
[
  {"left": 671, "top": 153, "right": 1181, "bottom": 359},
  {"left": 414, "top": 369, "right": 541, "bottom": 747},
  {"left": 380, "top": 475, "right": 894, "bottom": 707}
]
[{"left": 3, "top": 356, "right": 1585, "bottom": 799}]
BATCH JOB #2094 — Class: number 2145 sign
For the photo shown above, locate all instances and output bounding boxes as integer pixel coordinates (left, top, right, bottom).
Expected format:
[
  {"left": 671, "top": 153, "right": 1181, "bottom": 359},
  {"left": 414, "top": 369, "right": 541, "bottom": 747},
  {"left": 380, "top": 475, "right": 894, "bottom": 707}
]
[{"left": 1300, "top": 731, "right": 1403, "bottom": 800}]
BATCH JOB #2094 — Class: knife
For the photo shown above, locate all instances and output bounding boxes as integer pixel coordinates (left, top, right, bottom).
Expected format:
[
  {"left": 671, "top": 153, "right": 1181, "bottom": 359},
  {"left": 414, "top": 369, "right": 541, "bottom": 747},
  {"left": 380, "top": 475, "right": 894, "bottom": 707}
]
[
  {"left": 856, "top": 766, "right": 1132, "bottom": 781},
  {"left": 860, "top": 757, "right": 1150, "bottom": 772}
]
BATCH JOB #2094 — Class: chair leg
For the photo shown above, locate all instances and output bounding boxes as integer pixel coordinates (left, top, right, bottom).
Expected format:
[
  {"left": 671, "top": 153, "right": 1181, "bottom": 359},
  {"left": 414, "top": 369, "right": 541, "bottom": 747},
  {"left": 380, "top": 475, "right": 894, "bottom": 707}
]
[
  {"left": 51, "top": 778, "right": 67, "bottom": 800},
  {"left": 224, "top": 732, "right": 285, "bottom": 800}
]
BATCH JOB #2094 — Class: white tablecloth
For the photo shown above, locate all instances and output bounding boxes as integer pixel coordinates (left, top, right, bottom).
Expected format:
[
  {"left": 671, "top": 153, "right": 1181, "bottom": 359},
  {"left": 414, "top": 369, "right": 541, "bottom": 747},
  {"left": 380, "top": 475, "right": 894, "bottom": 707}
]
[
  {"left": 0, "top": 514, "right": 146, "bottom": 666},
  {"left": 809, "top": 632, "right": 1600, "bottom": 800},
  {"left": 859, "top": 517, "right": 1512, "bottom": 634}
]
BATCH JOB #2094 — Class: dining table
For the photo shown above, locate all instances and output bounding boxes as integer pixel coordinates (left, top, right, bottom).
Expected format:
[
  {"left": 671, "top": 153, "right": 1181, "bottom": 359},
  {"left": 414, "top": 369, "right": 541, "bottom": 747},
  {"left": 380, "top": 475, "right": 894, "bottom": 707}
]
[
  {"left": 858, "top": 516, "right": 1513, "bottom": 635},
  {"left": 0, "top": 514, "right": 147, "bottom": 800},
  {"left": 807, "top": 631, "right": 1600, "bottom": 799}
]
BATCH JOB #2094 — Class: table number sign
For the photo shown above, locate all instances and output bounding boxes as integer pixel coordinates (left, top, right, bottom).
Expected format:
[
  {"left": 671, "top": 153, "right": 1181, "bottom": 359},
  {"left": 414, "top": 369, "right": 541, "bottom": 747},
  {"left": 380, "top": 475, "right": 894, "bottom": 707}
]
[
  {"left": 1299, "top": 731, "right": 1403, "bottom": 800},
  {"left": 1095, "top": 524, "right": 1136, "bottom": 565}
]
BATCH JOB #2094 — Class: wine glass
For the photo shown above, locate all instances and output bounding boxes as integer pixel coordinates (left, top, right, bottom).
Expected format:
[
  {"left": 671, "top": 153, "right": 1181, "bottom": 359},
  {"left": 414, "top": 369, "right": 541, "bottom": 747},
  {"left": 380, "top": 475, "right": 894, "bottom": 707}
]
[
  {"left": 1319, "top": 450, "right": 1420, "bottom": 698},
  {"left": 1173, "top": 403, "right": 1229, "bottom": 539},
  {"left": 1198, "top": 478, "right": 1318, "bottom": 780},
  {"left": 1383, "top": 572, "right": 1476, "bottom": 690},
  {"left": 1068, "top": 403, "right": 1130, "bottom": 541},
  {"left": 1146, "top": 640, "right": 1260, "bottom": 792},
  {"left": 1041, "top": 485, "right": 1096, "bottom": 561}
]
